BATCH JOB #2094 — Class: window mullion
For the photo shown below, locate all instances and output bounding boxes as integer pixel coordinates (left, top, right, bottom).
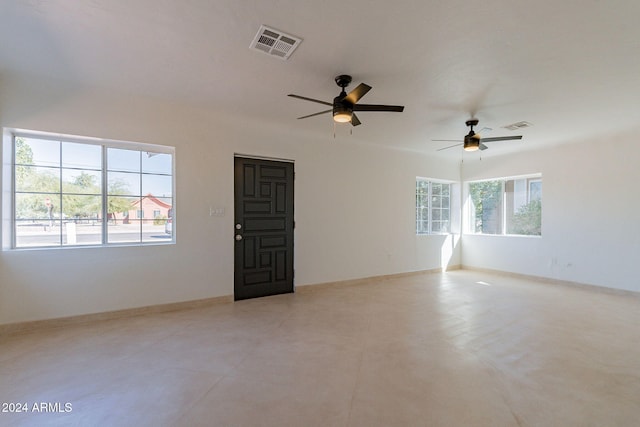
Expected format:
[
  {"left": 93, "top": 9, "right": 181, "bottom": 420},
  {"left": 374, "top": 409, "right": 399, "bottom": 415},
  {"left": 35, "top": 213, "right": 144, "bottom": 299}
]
[
  {"left": 102, "top": 145, "right": 108, "bottom": 244},
  {"left": 139, "top": 153, "right": 143, "bottom": 242},
  {"left": 11, "top": 137, "right": 16, "bottom": 249},
  {"left": 501, "top": 180, "right": 506, "bottom": 235},
  {"left": 428, "top": 182, "right": 432, "bottom": 234},
  {"left": 58, "top": 143, "right": 63, "bottom": 246}
]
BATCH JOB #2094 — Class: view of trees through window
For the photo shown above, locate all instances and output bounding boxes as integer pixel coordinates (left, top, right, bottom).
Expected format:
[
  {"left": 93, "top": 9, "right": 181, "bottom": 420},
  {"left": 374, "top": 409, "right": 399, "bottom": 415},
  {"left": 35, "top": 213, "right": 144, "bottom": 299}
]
[
  {"left": 468, "top": 177, "right": 542, "bottom": 236},
  {"left": 13, "top": 135, "right": 174, "bottom": 248}
]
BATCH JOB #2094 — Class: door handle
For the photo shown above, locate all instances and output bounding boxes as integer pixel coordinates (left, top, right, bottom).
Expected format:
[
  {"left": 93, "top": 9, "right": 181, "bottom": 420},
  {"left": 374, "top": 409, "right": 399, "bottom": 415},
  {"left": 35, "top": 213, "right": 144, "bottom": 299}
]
[{"left": 235, "top": 234, "right": 243, "bottom": 241}]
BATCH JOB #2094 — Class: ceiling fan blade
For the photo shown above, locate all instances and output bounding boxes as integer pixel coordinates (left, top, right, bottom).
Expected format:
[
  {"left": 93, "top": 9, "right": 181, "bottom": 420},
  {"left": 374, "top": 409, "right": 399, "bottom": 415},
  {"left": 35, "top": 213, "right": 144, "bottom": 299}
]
[
  {"left": 479, "top": 135, "right": 523, "bottom": 142},
  {"left": 350, "top": 113, "right": 362, "bottom": 126},
  {"left": 479, "top": 143, "right": 488, "bottom": 151},
  {"left": 297, "top": 109, "right": 332, "bottom": 120},
  {"left": 353, "top": 104, "right": 404, "bottom": 112},
  {"left": 437, "top": 143, "right": 463, "bottom": 151},
  {"left": 431, "top": 139, "right": 462, "bottom": 142},
  {"left": 344, "top": 83, "right": 372, "bottom": 104},
  {"left": 288, "top": 94, "right": 332, "bottom": 106}
]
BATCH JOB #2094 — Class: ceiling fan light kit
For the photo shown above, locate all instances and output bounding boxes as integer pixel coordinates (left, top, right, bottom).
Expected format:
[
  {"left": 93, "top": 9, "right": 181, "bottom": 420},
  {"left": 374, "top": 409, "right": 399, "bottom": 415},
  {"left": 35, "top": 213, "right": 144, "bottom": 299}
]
[
  {"left": 464, "top": 135, "right": 479, "bottom": 151},
  {"left": 332, "top": 103, "right": 353, "bottom": 123},
  {"left": 288, "top": 74, "right": 404, "bottom": 127}
]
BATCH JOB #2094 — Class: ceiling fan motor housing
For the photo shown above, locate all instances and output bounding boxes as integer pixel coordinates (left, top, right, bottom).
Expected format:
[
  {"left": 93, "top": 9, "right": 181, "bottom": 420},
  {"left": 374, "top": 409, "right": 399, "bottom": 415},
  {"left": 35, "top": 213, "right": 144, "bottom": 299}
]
[{"left": 333, "top": 95, "right": 353, "bottom": 122}]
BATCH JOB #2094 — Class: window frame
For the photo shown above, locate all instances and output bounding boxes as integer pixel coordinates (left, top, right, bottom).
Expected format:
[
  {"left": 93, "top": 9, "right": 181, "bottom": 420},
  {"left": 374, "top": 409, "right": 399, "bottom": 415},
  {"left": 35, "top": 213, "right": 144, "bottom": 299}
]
[
  {"left": 3, "top": 129, "right": 176, "bottom": 250},
  {"left": 416, "top": 177, "right": 453, "bottom": 235},
  {"left": 465, "top": 174, "right": 542, "bottom": 237}
]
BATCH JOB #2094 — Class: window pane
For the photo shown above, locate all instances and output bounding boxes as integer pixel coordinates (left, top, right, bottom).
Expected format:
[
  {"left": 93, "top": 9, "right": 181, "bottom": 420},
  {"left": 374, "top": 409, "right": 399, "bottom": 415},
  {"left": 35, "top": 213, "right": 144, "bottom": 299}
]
[
  {"left": 15, "top": 193, "right": 60, "bottom": 220},
  {"left": 142, "top": 152, "right": 172, "bottom": 175},
  {"left": 62, "top": 220, "right": 102, "bottom": 246},
  {"left": 469, "top": 180, "right": 503, "bottom": 234},
  {"left": 108, "top": 219, "right": 141, "bottom": 244},
  {"left": 15, "top": 166, "right": 59, "bottom": 193},
  {"left": 142, "top": 220, "right": 172, "bottom": 243},
  {"left": 152, "top": 197, "right": 173, "bottom": 216},
  {"left": 107, "top": 196, "right": 139, "bottom": 243},
  {"left": 16, "top": 138, "right": 60, "bottom": 167},
  {"left": 62, "top": 169, "right": 101, "bottom": 194},
  {"left": 420, "top": 207, "right": 429, "bottom": 219},
  {"left": 62, "top": 142, "right": 101, "bottom": 169},
  {"left": 62, "top": 195, "right": 102, "bottom": 220},
  {"left": 16, "top": 220, "right": 61, "bottom": 247},
  {"left": 108, "top": 148, "right": 140, "bottom": 172},
  {"left": 142, "top": 174, "right": 172, "bottom": 198},
  {"left": 431, "top": 222, "right": 442, "bottom": 233},
  {"left": 108, "top": 171, "right": 141, "bottom": 196},
  {"left": 529, "top": 180, "right": 542, "bottom": 201},
  {"left": 506, "top": 179, "right": 542, "bottom": 235},
  {"left": 107, "top": 195, "right": 137, "bottom": 222}
]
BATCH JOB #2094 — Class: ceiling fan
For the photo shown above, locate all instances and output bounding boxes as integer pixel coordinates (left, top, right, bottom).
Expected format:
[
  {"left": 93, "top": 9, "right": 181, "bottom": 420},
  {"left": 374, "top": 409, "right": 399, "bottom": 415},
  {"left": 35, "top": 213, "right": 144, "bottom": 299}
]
[
  {"left": 288, "top": 75, "right": 404, "bottom": 126},
  {"left": 434, "top": 119, "right": 523, "bottom": 152}
]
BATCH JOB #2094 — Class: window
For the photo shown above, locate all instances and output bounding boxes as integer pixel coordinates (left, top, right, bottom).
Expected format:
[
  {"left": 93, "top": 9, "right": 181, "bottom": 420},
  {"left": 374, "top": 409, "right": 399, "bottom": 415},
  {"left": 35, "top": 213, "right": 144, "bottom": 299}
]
[
  {"left": 416, "top": 178, "right": 451, "bottom": 234},
  {"left": 467, "top": 175, "right": 542, "bottom": 236},
  {"left": 8, "top": 132, "right": 174, "bottom": 248}
]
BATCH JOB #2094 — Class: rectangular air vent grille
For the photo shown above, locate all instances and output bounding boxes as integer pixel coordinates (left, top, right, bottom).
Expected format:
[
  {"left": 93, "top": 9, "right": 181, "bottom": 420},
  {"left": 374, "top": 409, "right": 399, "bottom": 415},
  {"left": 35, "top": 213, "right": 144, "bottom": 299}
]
[
  {"left": 250, "top": 25, "right": 302, "bottom": 60},
  {"left": 503, "top": 121, "right": 533, "bottom": 131}
]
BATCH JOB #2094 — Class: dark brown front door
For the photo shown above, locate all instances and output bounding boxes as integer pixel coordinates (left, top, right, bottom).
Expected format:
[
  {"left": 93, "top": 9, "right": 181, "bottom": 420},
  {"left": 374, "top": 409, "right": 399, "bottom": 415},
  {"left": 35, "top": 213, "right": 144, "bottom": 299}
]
[{"left": 234, "top": 157, "right": 294, "bottom": 300}]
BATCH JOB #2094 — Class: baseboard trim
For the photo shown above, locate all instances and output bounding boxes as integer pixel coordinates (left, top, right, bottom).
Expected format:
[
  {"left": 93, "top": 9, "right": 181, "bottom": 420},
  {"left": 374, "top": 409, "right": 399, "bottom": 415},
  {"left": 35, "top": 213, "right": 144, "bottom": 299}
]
[
  {"left": 0, "top": 295, "right": 233, "bottom": 337},
  {"left": 296, "top": 265, "right": 461, "bottom": 293},
  {"left": 1, "top": 266, "right": 464, "bottom": 336},
  {"left": 461, "top": 266, "right": 640, "bottom": 298}
]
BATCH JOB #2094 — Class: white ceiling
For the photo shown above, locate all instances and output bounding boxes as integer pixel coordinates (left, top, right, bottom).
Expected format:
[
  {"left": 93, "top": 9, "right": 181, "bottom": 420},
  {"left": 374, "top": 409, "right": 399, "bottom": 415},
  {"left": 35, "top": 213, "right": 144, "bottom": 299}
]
[{"left": 1, "top": 0, "right": 639, "bottom": 158}]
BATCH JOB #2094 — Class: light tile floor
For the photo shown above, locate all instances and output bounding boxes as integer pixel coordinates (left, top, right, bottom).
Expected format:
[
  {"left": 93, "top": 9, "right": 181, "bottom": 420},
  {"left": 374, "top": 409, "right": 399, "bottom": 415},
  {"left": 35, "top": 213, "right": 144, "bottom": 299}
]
[{"left": 1, "top": 270, "right": 640, "bottom": 426}]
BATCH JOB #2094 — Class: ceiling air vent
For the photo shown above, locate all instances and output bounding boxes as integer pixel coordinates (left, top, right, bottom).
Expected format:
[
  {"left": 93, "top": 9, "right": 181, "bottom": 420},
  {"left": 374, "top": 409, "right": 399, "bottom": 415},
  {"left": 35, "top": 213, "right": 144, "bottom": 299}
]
[
  {"left": 250, "top": 25, "right": 302, "bottom": 60},
  {"left": 502, "top": 121, "right": 533, "bottom": 131}
]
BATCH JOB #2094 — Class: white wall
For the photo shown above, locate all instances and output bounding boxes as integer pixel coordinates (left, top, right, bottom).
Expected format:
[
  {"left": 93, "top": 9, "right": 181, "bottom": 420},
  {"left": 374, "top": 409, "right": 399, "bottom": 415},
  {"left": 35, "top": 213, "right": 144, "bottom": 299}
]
[
  {"left": 0, "top": 75, "right": 461, "bottom": 324},
  {"left": 461, "top": 132, "right": 640, "bottom": 292}
]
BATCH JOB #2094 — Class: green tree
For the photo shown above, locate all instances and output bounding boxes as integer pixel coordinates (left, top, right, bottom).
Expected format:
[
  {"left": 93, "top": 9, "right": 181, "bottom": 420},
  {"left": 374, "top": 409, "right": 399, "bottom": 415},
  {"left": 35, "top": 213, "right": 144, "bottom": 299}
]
[
  {"left": 15, "top": 137, "right": 35, "bottom": 189},
  {"left": 73, "top": 171, "right": 98, "bottom": 190},
  {"left": 107, "top": 180, "right": 132, "bottom": 224},
  {"left": 509, "top": 199, "right": 542, "bottom": 235},
  {"left": 468, "top": 180, "right": 502, "bottom": 233},
  {"left": 15, "top": 137, "right": 34, "bottom": 164},
  {"left": 15, "top": 169, "right": 60, "bottom": 219},
  {"left": 59, "top": 172, "right": 102, "bottom": 219}
]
